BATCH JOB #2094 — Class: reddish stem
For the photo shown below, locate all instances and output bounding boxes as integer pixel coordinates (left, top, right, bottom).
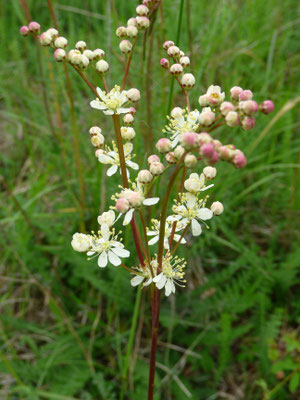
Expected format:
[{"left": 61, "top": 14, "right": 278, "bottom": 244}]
[
  {"left": 121, "top": 38, "right": 137, "bottom": 90},
  {"left": 148, "top": 289, "right": 161, "bottom": 400}
]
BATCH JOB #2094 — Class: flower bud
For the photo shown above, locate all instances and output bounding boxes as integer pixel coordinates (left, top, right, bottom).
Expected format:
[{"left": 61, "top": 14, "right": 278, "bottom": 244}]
[
  {"left": 46, "top": 28, "right": 59, "bottom": 39},
  {"left": 79, "top": 55, "right": 90, "bottom": 69},
  {"left": 116, "top": 197, "right": 130, "bottom": 213},
  {"left": 116, "top": 26, "right": 127, "bottom": 38},
  {"left": 199, "top": 94, "right": 209, "bottom": 107},
  {"left": 121, "top": 126, "right": 136, "bottom": 141},
  {"left": 156, "top": 138, "right": 172, "bottom": 153},
  {"left": 197, "top": 132, "right": 212, "bottom": 145},
  {"left": 220, "top": 101, "right": 235, "bottom": 116},
  {"left": 89, "top": 126, "right": 102, "bottom": 135},
  {"left": 240, "top": 100, "right": 258, "bottom": 115},
  {"left": 171, "top": 107, "right": 183, "bottom": 119},
  {"left": 95, "top": 149, "right": 104, "bottom": 158},
  {"left": 203, "top": 166, "right": 217, "bottom": 179},
  {"left": 136, "top": 4, "right": 149, "bottom": 16},
  {"left": 199, "top": 108, "right": 215, "bottom": 126},
  {"left": 149, "top": 161, "right": 165, "bottom": 175},
  {"left": 180, "top": 56, "right": 190, "bottom": 67},
  {"left": 184, "top": 174, "right": 202, "bottom": 193},
  {"left": 218, "top": 146, "right": 233, "bottom": 161},
  {"left": 28, "top": 21, "right": 41, "bottom": 33},
  {"left": 233, "top": 150, "right": 247, "bottom": 168},
  {"left": 167, "top": 45, "right": 180, "bottom": 57},
  {"left": 174, "top": 145, "right": 185, "bottom": 160},
  {"left": 138, "top": 169, "right": 153, "bottom": 184},
  {"left": 97, "top": 210, "right": 115, "bottom": 227},
  {"left": 181, "top": 131, "right": 198, "bottom": 150},
  {"left": 68, "top": 49, "right": 82, "bottom": 65},
  {"left": 126, "top": 26, "right": 138, "bottom": 38},
  {"left": 20, "top": 26, "right": 29, "bottom": 36},
  {"left": 200, "top": 143, "right": 215, "bottom": 158},
  {"left": 127, "top": 18, "right": 138, "bottom": 27},
  {"left": 209, "top": 151, "right": 219, "bottom": 165},
  {"left": 54, "top": 48, "right": 66, "bottom": 62},
  {"left": 241, "top": 116, "right": 256, "bottom": 131},
  {"left": 83, "top": 49, "right": 95, "bottom": 60},
  {"left": 230, "top": 86, "right": 243, "bottom": 100},
  {"left": 96, "top": 59, "right": 109, "bottom": 74},
  {"left": 39, "top": 32, "right": 52, "bottom": 46},
  {"left": 259, "top": 100, "right": 274, "bottom": 114},
  {"left": 129, "top": 107, "right": 136, "bottom": 115},
  {"left": 239, "top": 89, "right": 253, "bottom": 101},
  {"left": 128, "top": 191, "right": 144, "bottom": 207},
  {"left": 160, "top": 58, "right": 170, "bottom": 69},
  {"left": 136, "top": 16, "right": 150, "bottom": 29},
  {"left": 165, "top": 152, "right": 176, "bottom": 164},
  {"left": 91, "top": 133, "right": 105, "bottom": 147},
  {"left": 213, "top": 139, "right": 222, "bottom": 149},
  {"left": 54, "top": 36, "right": 68, "bottom": 49},
  {"left": 148, "top": 154, "right": 160, "bottom": 164},
  {"left": 93, "top": 48, "right": 105, "bottom": 60},
  {"left": 75, "top": 41, "right": 87, "bottom": 51},
  {"left": 184, "top": 154, "right": 197, "bottom": 168},
  {"left": 163, "top": 40, "right": 174, "bottom": 50},
  {"left": 179, "top": 50, "right": 185, "bottom": 57},
  {"left": 211, "top": 201, "right": 224, "bottom": 216},
  {"left": 71, "top": 233, "right": 90, "bottom": 252},
  {"left": 181, "top": 73, "right": 195, "bottom": 89},
  {"left": 119, "top": 40, "right": 132, "bottom": 54},
  {"left": 127, "top": 88, "right": 141, "bottom": 102},
  {"left": 225, "top": 111, "right": 239, "bottom": 127},
  {"left": 123, "top": 113, "right": 134, "bottom": 125},
  {"left": 143, "top": 0, "right": 153, "bottom": 6},
  {"left": 170, "top": 63, "right": 183, "bottom": 75}
]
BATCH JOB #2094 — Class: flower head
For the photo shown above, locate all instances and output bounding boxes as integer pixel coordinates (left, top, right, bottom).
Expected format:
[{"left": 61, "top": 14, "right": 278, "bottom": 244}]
[
  {"left": 147, "top": 216, "right": 186, "bottom": 249},
  {"left": 90, "top": 85, "right": 131, "bottom": 115},
  {"left": 97, "top": 142, "right": 139, "bottom": 177},
  {"left": 164, "top": 108, "right": 200, "bottom": 147}
]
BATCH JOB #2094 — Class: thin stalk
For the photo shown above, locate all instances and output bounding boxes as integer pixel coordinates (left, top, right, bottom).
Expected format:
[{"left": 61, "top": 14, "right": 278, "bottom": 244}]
[
  {"left": 121, "top": 38, "right": 138, "bottom": 90},
  {"left": 139, "top": 209, "right": 151, "bottom": 264},
  {"left": 169, "top": 167, "right": 186, "bottom": 248},
  {"left": 171, "top": 224, "right": 189, "bottom": 254}
]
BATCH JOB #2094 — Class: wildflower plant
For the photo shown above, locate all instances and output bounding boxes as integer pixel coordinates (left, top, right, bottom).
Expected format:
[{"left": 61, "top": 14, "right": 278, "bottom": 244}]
[{"left": 20, "top": 1, "right": 275, "bottom": 398}]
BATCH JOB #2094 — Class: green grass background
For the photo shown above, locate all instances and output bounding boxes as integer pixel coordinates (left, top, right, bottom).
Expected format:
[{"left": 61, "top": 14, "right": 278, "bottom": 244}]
[{"left": 1, "top": 0, "right": 300, "bottom": 399}]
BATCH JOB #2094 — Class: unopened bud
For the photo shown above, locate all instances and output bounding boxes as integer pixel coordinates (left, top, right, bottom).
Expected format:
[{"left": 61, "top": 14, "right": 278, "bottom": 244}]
[
  {"left": 200, "top": 143, "right": 215, "bottom": 158},
  {"left": 54, "top": 36, "right": 68, "bottom": 49},
  {"left": 149, "top": 161, "right": 165, "bottom": 175},
  {"left": 116, "top": 26, "right": 127, "bottom": 38},
  {"left": 171, "top": 107, "right": 183, "bottom": 119},
  {"left": 129, "top": 107, "right": 136, "bottom": 115},
  {"left": 259, "top": 100, "right": 274, "bottom": 114},
  {"left": 127, "top": 191, "right": 143, "bottom": 207},
  {"left": 165, "top": 152, "right": 176, "bottom": 164},
  {"left": 239, "top": 89, "right": 253, "bottom": 101},
  {"left": 230, "top": 86, "right": 243, "bottom": 100},
  {"left": 75, "top": 40, "right": 87, "bottom": 51},
  {"left": 136, "top": 4, "right": 149, "bottom": 16},
  {"left": 148, "top": 154, "right": 160, "bottom": 164},
  {"left": 180, "top": 56, "right": 190, "bottom": 67},
  {"left": 136, "top": 16, "right": 150, "bottom": 29},
  {"left": 123, "top": 113, "right": 134, "bottom": 125},
  {"left": 39, "top": 32, "right": 52, "bottom": 46},
  {"left": 181, "top": 73, "right": 195, "bottom": 89},
  {"left": 203, "top": 166, "right": 217, "bottom": 179},
  {"left": 93, "top": 48, "right": 105, "bottom": 60},
  {"left": 240, "top": 100, "right": 258, "bottom": 115},
  {"left": 46, "top": 28, "right": 59, "bottom": 39},
  {"left": 181, "top": 131, "right": 198, "bottom": 150},
  {"left": 174, "top": 145, "right": 185, "bottom": 160},
  {"left": 79, "top": 55, "right": 89, "bottom": 69},
  {"left": 218, "top": 146, "right": 233, "bottom": 161},
  {"left": 198, "top": 94, "right": 209, "bottom": 107},
  {"left": 89, "top": 126, "right": 102, "bottom": 136},
  {"left": 28, "top": 21, "right": 41, "bottom": 33},
  {"left": 121, "top": 127, "right": 136, "bottom": 141},
  {"left": 83, "top": 49, "right": 95, "bottom": 60},
  {"left": 170, "top": 63, "right": 183, "bottom": 75},
  {"left": 126, "top": 26, "right": 138, "bottom": 38},
  {"left": 54, "top": 48, "right": 66, "bottom": 62},
  {"left": 184, "top": 154, "right": 197, "bottom": 168},
  {"left": 127, "top": 18, "right": 138, "bottom": 27},
  {"left": 120, "top": 40, "right": 132, "bottom": 54},
  {"left": 220, "top": 101, "right": 235, "bottom": 116},
  {"left": 20, "top": 26, "right": 29, "bottom": 36},
  {"left": 225, "top": 111, "right": 239, "bottom": 127},
  {"left": 156, "top": 138, "right": 172, "bottom": 153},
  {"left": 233, "top": 150, "right": 247, "bottom": 168},
  {"left": 68, "top": 49, "right": 82, "bottom": 65},
  {"left": 211, "top": 201, "right": 224, "bottom": 216},
  {"left": 116, "top": 197, "right": 130, "bottom": 213},
  {"left": 96, "top": 60, "right": 109, "bottom": 74},
  {"left": 91, "top": 133, "right": 105, "bottom": 148},
  {"left": 167, "top": 45, "right": 180, "bottom": 57},
  {"left": 241, "top": 116, "right": 256, "bottom": 131},
  {"left": 163, "top": 40, "right": 174, "bottom": 50},
  {"left": 138, "top": 169, "right": 153, "bottom": 184},
  {"left": 199, "top": 108, "right": 215, "bottom": 126},
  {"left": 160, "top": 58, "right": 170, "bottom": 69},
  {"left": 127, "top": 88, "right": 141, "bottom": 102}
]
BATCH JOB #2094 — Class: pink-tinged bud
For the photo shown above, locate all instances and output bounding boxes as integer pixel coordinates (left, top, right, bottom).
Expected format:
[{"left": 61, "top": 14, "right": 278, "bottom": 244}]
[
  {"left": 199, "top": 108, "right": 215, "bottom": 126},
  {"left": 156, "top": 138, "right": 172, "bottom": 153},
  {"left": 136, "top": 16, "right": 150, "bottom": 29},
  {"left": 126, "top": 26, "right": 138, "bottom": 38},
  {"left": 197, "top": 132, "right": 213, "bottom": 145},
  {"left": 127, "top": 88, "right": 141, "bottom": 102},
  {"left": 240, "top": 100, "right": 258, "bottom": 115},
  {"left": 116, "top": 197, "right": 130, "bottom": 213},
  {"left": 170, "top": 63, "right": 183, "bottom": 75},
  {"left": 218, "top": 146, "right": 233, "bottom": 161},
  {"left": 174, "top": 145, "right": 185, "bottom": 160},
  {"left": 200, "top": 143, "right": 215, "bottom": 158},
  {"left": 129, "top": 107, "right": 136, "bottom": 115},
  {"left": 239, "top": 89, "right": 253, "bottom": 101},
  {"left": 148, "top": 154, "right": 160, "bottom": 164},
  {"left": 138, "top": 169, "right": 153, "bottom": 184},
  {"left": 143, "top": 0, "right": 153, "bottom": 6},
  {"left": 160, "top": 58, "right": 170, "bottom": 69},
  {"left": 91, "top": 133, "right": 105, "bottom": 148},
  {"left": 55, "top": 36, "right": 68, "bottom": 49},
  {"left": 203, "top": 166, "right": 217, "bottom": 179},
  {"left": 225, "top": 111, "right": 239, "bottom": 127},
  {"left": 230, "top": 86, "right": 243, "bottom": 100},
  {"left": 163, "top": 40, "right": 174, "bottom": 50},
  {"left": 20, "top": 26, "right": 29, "bottom": 36},
  {"left": 54, "top": 48, "right": 66, "bottom": 62},
  {"left": 241, "top": 116, "right": 256, "bottom": 131},
  {"left": 75, "top": 41, "right": 86, "bottom": 51},
  {"left": 184, "top": 154, "right": 197, "bottom": 168},
  {"left": 167, "top": 45, "right": 180, "bottom": 57},
  {"left": 46, "top": 28, "right": 59, "bottom": 39},
  {"left": 209, "top": 151, "right": 219, "bottom": 164},
  {"left": 116, "top": 26, "right": 127, "bottom": 38},
  {"left": 93, "top": 48, "right": 105, "bottom": 60},
  {"left": 181, "top": 131, "right": 198, "bottom": 150},
  {"left": 28, "top": 21, "right": 41, "bottom": 33},
  {"left": 181, "top": 73, "right": 195, "bottom": 89},
  {"left": 199, "top": 94, "right": 209, "bottom": 107},
  {"left": 123, "top": 113, "right": 134, "bottom": 125},
  {"left": 119, "top": 40, "right": 132, "bottom": 54},
  {"left": 149, "top": 161, "right": 165, "bottom": 175},
  {"left": 211, "top": 201, "right": 224, "bottom": 216},
  {"left": 180, "top": 56, "right": 190, "bottom": 67},
  {"left": 89, "top": 126, "right": 102, "bottom": 136},
  {"left": 220, "top": 101, "right": 235, "bottom": 116},
  {"left": 165, "top": 152, "right": 176, "bottom": 164},
  {"left": 39, "top": 32, "right": 52, "bottom": 46},
  {"left": 213, "top": 139, "right": 222, "bottom": 149},
  {"left": 127, "top": 191, "right": 143, "bottom": 207},
  {"left": 260, "top": 100, "right": 274, "bottom": 114},
  {"left": 127, "top": 18, "right": 138, "bottom": 27},
  {"left": 136, "top": 4, "right": 149, "bottom": 16},
  {"left": 233, "top": 151, "right": 247, "bottom": 168}
]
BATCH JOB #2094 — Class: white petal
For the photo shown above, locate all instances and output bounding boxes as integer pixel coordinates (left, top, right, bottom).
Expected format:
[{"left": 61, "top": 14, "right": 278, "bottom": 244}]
[
  {"left": 146, "top": 231, "right": 157, "bottom": 236},
  {"left": 191, "top": 218, "right": 202, "bottom": 236},
  {"left": 153, "top": 272, "right": 164, "bottom": 283},
  {"left": 197, "top": 208, "right": 213, "bottom": 220},
  {"left": 123, "top": 208, "right": 134, "bottom": 226},
  {"left": 90, "top": 100, "right": 106, "bottom": 110},
  {"left": 171, "top": 280, "right": 176, "bottom": 293},
  {"left": 124, "top": 142, "right": 133, "bottom": 155},
  {"left": 98, "top": 154, "right": 113, "bottom": 164},
  {"left": 174, "top": 234, "right": 186, "bottom": 244},
  {"left": 126, "top": 161, "right": 139, "bottom": 170},
  {"left": 87, "top": 251, "right": 95, "bottom": 256},
  {"left": 131, "top": 275, "right": 144, "bottom": 287},
  {"left": 167, "top": 215, "right": 181, "bottom": 222},
  {"left": 186, "top": 193, "right": 197, "bottom": 208},
  {"left": 101, "top": 224, "right": 110, "bottom": 239},
  {"left": 200, "top": 184, "right": 214, "bottom": 191},
  {"left": 156, "top": 274, "right": 167, "bottom": 290},
  {"left": 143, "top": 277, "right": 153, "bottom": 287},
  {"left": 117, "top": 107, "right": 131, "bottom": 114},
  {"left": 143, "top": 197, "right": 160, "bottom": 206},
  {"left": 148, "top": 236, "right": 159, "bottom": 245},
  {"left": 165, "top": 280, "right": 173, "bottom": 296},
  {"left": 164, "top": 238, "right": 170, "bottom": 249},
  {"left": 111, "top": 247, "right": 130, "bottom": 258},
  {"left": 108, "top": 251, "right": 121, "bottom": 266},
  {"left": 107, "top": 165, "right": 118, "bottom": 176},
  {"left": 103, "top": 110, "right": 114, "bottom": 115},
  {"left": 96, "top": 87, "right": 106, "bottom": 101},
  {"left": 98, "top": 252, "right": 108, "bottom": 268}
]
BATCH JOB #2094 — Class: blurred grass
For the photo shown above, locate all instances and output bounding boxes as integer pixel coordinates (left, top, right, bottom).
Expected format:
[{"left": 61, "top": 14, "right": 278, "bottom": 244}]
[{"left": 0, "top": 0, "right": 300, "bottom": 399}]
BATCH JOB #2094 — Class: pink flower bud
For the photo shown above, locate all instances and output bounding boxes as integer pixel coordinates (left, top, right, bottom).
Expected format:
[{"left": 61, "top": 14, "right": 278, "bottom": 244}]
[
  {"left": 174, "top": 145, "right": 185, "bottom": 160},
  {"left": 225, "top": 111, "right": 239, "bottom": 127},
  {"left": 93, "top": 48, "right": 105, "bottom": 60},
  {"left": 200, "top": 143, "right": 215, "bottom": 158},
  {"left": 149, "top": 161, "right": 165, "bottom": 175},
  {"left": 55, "top": 36, "right": 68, "bottom": 49},
  {"left": 230, "top": 86, "right": 243, "bottom": 100},
  {"left": 181, "top": 73, "right": 195, "bottom": 89},
  {"left": 126, "top": 26, "right": 138, "bottom": 38},
  {"left": 165, "top": 152, "right": 176, "bottom": 164},
  {"left": 197, "top": 132, "right": 213, "bottom": 145},
  {"left": 167, "top": 45, "right": 180, "bottom": 57},
  {"left": 19, "top": 26, "right": 29, "bottom": 36},
  {"left": 156, "top": 138, "right": 172, "bottom": 153},
  {"left": 170, "top": 63, "right": 183, "bottom": 75},
  {"left": 116, "top": 26, "right": 127, "bottom": 38},
  {"left": 199, "top": 108, "right": 215, "bottom": 126},
  {"left": 129, "top": 107, "right": 136, "bottom": 115},
  {"left": 148, "top": 154, "right": 160, "bottom": 164},
  {"left": 203, "top": 166, "right": 217, "bottom": 179},
  {"left": 127, "top": 191, "right": 143, "bottom": 207},
  {"left": 209, "top": 151, "right": 219, "bottom": 165},
  {"left": 54, "top": 48, "right": 66, "bottom": 62},
  {"left": 239, "top": 89, "right": 253, "bottom": 101},
  {"left": 259, "top": 100, "right": 274, "bottom": 114},
  {"left": 211, "top": 201, "right": 224, "bottom": 216},
  {"left": 28, "top": 21, "right": 41, "bottom": 33},
  {"left": 116, "top": 197, "right": 130, "bottom": 213},
  {"left": 184, "top": 154, "right": 197, "bottom": 168},
  {"left": 119, "top": 40, "right": 132, "bottom": 54},
  {"left": 218, "top": 146, "right": 232, "bottom": 161},
  {"left": 163, "top": 40, "right": 174, "bottom": 50},
  {"left": 181, "top": 131, "right": 198, "bottom": 150},
  {"left": 127, "top": 18, "right": 138, "bottom": 27},
  {"left": 240, "top": 100, "right": 258, "bottom": 115},
  {"left": 138, "top": 169, "right": 153, "bottom": 184},
  {"left": 39, "top": 32, "right": 52, "bottom": 46},
  {"left": 127, "top": 88, "right": 141, "bottom": 102},
  {"left": 220, "top": 101, "right": 235, "bottom": 116},
  {"left": 233, "top": 151, "right": 247, "bottom": 168},
  {"left": 136, "top": 5, "right": 149, "bottom": 16},
  {"left": 241, "top": 116, "right": 256, "bottom": 131},
  {"left": 213, "top": 139, "right": 222, "bottom": 149},
  {"left": 123, "top": 113, "right": 134, "bottom": 125},
  {"left": 136, "top": 16, "right": 150, "bottom": 29},
  {"left": 89, "top": 126, "right": 102, "bottom": 135},
  {"left": 160, "top": 58, "right": 170, "bottom": 69}
]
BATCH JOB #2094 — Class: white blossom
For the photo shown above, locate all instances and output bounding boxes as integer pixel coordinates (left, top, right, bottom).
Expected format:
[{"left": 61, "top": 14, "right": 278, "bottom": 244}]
[
  {"left": 147, "top": 216, "right": 186, "bottom": 249},
  {"left": 90, "top": 85, "right": 130, "bottom": 115},
  {"left": 97, "top": 142, "right": 139, "bottom": 177},
  {"left": 164, "top": 109, "right": 200, "bottom": 147}
]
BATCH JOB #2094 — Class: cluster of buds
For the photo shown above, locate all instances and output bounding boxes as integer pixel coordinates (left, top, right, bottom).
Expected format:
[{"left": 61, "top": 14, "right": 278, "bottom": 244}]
[
  {"left": 89, "top": 126, "right": 105, "bottom": 150},
  {"left": 161, "top": 40, "right": 195, "bottom": 90},
  {"left": 147, "top": 154, "right": 165, "bottom": 176}
]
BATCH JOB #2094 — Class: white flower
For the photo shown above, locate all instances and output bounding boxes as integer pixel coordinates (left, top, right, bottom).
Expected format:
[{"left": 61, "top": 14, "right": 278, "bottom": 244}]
[
  {"left": 184, "top": 172, "right": 214, "bottom": 193},
  {"left": 164, "top": 109, "right": 200, "bottom": 147},
  {"left": 172, "top": 193, "right": 213, "bottom": 236},
  {"left": 97, "top": 210, "right": 118, "bottom": 228},
  {"left": 147, "top": 216, "right": 186, "bottom": 249},
  {"left": 98, "top": 142, "right": 139, "bottom": 177},
  {"left": 71, "top": 233, "right": 91, "bottom": 252},
  {"left": 90, "top": 85, "right": 131, "bottom": 115},
  {"left": 206, "top": 85, "right": 225, "bottom": 105},
  {"left": 87, "top": 224, "right": 130, "bottom": 267}
]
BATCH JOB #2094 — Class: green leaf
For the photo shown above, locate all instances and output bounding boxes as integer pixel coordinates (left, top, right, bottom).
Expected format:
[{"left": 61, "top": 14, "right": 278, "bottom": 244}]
[{"left": 289, "top": 372, "right": 300, "bottom": 393}]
